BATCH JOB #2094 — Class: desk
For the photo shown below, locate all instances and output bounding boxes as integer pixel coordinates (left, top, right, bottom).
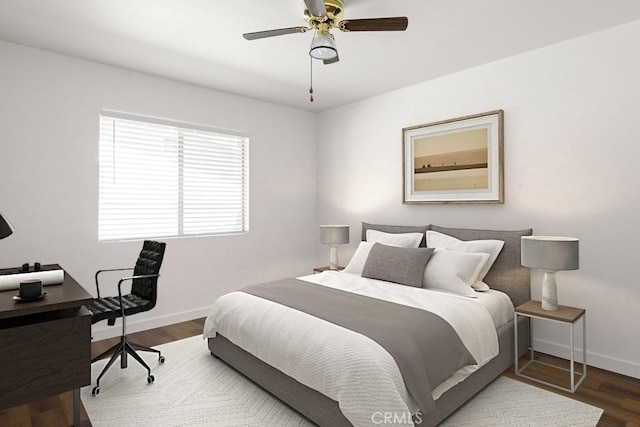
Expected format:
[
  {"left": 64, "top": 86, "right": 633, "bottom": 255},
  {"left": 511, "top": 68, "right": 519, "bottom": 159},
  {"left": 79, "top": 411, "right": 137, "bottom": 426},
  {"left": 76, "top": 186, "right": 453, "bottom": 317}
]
[{"left": 0, "top": 264, "right": 92, "bottom": 426}]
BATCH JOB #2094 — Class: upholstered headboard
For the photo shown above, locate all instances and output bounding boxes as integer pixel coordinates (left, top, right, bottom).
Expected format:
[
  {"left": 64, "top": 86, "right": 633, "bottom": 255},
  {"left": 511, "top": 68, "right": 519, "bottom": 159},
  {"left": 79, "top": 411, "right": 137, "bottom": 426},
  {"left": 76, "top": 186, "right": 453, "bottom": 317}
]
[{"left": 361, "top": 222, "right": 532, "bottom": 307}]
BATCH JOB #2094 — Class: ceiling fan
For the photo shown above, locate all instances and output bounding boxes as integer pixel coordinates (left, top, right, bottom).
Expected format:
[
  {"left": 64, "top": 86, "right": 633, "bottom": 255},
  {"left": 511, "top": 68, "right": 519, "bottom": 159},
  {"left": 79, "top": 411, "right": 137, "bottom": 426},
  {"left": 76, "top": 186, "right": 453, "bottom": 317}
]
[{"left": 242, "top": 0, "right": 409, "bottom": 65}]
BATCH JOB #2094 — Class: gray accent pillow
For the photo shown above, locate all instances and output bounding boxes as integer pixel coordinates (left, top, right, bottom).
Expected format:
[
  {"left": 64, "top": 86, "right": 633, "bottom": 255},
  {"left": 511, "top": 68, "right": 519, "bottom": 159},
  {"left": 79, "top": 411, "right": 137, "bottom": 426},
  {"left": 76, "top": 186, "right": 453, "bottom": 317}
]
[
  {"left": 362, "top": 243, "right": 435, "bottom": 288},
  {"left": 430, "top": 225, "right": 533, "bottom": 306},
  {"left": 362, "top": 222, "right": 430, "bottom": 247}
]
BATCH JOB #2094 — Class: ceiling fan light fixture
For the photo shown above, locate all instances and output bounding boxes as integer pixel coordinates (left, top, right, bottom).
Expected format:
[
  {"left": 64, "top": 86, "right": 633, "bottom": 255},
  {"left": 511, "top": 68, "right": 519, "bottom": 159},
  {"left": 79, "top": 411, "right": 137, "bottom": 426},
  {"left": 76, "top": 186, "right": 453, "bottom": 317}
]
[{"left": 309, "top": 30, "right": 337, "bottom": 60}]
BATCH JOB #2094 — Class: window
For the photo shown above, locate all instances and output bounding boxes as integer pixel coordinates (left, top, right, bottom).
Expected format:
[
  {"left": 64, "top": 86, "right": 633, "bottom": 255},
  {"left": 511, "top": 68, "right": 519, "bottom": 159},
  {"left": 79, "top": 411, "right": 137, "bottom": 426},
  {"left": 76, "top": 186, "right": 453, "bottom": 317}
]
[{"left": 99, "top": 111, "right": 249, "bottom": 241}]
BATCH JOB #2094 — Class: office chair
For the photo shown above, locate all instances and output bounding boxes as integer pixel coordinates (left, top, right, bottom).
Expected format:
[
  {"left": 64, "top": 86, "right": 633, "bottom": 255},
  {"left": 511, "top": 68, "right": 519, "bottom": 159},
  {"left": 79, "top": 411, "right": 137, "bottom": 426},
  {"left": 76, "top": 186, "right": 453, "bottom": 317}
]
[{"left": 88, "top": 240, "right": 166, "bottom": 396}]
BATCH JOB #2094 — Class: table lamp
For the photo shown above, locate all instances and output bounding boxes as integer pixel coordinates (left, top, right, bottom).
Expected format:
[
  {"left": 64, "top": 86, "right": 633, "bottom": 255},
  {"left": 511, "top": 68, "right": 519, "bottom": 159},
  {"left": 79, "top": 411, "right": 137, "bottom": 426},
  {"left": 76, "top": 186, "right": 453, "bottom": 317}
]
[
  {"left": 320, "top": 225, "right": 349, "bottom": 270},
  {"left": 0, "top": 212, "right": 13, "bottom": 240},
  {"left": 521, "top": 236, "right": 579, "bottom": 311}
]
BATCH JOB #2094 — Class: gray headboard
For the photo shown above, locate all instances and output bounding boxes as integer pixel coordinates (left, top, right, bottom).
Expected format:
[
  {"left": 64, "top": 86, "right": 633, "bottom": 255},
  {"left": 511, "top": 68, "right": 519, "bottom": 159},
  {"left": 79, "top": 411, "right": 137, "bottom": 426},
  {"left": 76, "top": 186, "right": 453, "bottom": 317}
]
[{"left": 361, "top": 222, "right": 532, "bottom": 307}]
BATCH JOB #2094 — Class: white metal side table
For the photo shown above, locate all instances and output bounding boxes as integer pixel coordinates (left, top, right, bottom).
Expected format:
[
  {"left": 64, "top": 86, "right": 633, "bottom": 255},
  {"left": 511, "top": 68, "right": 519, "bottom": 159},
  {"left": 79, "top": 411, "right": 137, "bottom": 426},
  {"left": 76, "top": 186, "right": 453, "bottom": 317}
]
[{"left": 514, "top": 300, "right": 586, "bottom": 393}]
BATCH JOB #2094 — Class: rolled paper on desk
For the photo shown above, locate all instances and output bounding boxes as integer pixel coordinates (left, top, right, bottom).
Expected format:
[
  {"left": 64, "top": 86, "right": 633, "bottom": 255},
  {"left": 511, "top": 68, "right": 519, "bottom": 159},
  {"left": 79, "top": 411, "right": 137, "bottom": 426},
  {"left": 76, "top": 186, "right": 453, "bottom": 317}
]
[{"left": 0, "top": 269, "right": 64, "bottom": 291}]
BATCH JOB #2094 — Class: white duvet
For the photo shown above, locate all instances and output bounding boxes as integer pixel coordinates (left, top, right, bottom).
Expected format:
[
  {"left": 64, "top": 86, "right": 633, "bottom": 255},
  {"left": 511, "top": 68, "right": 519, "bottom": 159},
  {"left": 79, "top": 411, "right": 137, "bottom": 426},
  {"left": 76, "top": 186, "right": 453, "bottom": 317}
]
[{"left": 203, "top": 271, "right": 504, "bottom": 426}]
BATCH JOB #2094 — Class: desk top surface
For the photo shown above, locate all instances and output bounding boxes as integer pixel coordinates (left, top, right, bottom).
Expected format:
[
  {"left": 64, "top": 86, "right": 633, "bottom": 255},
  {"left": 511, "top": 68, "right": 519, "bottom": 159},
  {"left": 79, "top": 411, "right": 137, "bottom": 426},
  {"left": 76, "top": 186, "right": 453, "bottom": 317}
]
[{"left": 0, "top": 264, "right": 92, "bottom": 320}]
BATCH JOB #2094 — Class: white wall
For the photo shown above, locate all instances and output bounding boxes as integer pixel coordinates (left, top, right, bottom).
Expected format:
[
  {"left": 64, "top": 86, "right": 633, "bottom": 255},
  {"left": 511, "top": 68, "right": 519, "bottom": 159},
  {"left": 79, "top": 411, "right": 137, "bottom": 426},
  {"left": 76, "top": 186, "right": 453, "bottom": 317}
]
[
  {"left": 0, "top": 41, "right": 318, "bottom": 339},
  {"left": 317, "top": 21, "right": 640, "bottom": 378}
]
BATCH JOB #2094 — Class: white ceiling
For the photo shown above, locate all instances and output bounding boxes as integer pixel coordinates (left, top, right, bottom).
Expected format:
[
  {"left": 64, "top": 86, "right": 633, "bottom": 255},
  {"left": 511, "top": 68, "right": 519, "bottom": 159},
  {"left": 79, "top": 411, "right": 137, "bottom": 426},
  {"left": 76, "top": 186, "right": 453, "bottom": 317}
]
[{"left": 1, "top": 0, "right": 640, "bottom": 112}]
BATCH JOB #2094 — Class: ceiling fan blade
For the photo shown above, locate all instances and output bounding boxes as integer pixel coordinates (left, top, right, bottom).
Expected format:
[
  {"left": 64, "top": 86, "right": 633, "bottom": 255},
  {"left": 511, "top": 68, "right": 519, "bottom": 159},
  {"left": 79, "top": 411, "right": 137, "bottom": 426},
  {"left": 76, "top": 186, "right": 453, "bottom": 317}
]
[
  {"left": 243, "top": 26, "right": 308, "bottom": 40},
  {"left": 323, "top": 54, "right": 340, "bottom": 65},
  {"left": 340, "top": 17, "right": 408, "bottom": 32},
  {"left": 304, "top": 0, "right": 327, "bottom": 18}
]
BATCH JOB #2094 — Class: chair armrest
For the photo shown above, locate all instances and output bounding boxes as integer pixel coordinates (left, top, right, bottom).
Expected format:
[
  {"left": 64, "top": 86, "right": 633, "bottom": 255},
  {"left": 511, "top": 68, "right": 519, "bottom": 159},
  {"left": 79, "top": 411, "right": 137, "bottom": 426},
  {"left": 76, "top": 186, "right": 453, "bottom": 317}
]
[
  {"left": 94, "top": 267, "right": 134, "bottom": 297},
  {"left": 116, "top": 274, "right": 161, "bottom": 322}
]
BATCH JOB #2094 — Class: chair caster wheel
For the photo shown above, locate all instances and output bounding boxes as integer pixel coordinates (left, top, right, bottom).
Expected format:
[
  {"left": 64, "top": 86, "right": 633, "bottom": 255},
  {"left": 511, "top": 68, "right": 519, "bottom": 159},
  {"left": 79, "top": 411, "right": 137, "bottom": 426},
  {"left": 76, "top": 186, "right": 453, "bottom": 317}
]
[
  {"left": 147, "top": 375, "right": 155, "bottom": 384},
  {"left": 91, "top": 386, "right": 100, "bottom": 396},
  {"left": 159, "top": 355, "right": 165, "bottom": 364}
]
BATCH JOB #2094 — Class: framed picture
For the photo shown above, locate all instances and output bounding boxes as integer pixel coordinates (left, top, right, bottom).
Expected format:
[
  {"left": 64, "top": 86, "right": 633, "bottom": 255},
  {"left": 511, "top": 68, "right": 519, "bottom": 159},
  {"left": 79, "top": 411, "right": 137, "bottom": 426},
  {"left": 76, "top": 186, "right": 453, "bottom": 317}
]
[{"left": 403, "top": 110, "right": 504, "bottom": 204}]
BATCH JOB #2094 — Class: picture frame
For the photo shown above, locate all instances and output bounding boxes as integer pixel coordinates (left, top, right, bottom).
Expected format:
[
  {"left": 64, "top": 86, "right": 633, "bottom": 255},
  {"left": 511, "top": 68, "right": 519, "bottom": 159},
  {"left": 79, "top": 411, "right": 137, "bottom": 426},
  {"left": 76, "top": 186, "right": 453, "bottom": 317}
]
[{"left": 403, "top": 110, "right": 504, "bottom": 204}]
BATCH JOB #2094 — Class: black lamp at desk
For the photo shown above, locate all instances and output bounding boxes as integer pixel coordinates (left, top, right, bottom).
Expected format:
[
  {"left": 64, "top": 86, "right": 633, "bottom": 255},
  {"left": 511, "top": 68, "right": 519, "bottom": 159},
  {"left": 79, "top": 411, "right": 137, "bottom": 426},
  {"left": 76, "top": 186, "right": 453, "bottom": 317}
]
[{"left": 0, "top": 212, "right": 14, "bottom": 240}]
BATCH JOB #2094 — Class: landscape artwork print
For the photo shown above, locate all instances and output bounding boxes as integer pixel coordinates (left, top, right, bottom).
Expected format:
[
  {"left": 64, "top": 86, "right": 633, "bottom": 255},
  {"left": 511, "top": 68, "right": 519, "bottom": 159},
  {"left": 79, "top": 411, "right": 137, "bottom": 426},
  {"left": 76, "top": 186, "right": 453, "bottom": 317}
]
[
  {"left": 403, "top": 110, "right": 503, "bottom": 204},
  {"left": 413, "top": 128, "right": 489, "bottom": 192}
]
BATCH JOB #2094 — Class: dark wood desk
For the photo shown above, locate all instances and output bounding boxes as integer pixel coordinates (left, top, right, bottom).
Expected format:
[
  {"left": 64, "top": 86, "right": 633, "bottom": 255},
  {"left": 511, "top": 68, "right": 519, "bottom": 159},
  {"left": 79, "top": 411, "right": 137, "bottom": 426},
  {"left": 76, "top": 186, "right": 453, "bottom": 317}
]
[{"left": 0, "top": 264, "right": 92, "bottom": 427}]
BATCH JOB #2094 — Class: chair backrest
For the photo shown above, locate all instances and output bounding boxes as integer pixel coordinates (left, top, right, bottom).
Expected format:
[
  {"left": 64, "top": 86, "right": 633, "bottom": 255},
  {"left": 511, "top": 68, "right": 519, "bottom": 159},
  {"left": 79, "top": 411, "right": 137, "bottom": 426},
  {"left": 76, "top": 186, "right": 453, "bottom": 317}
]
[{"left": 131, "top": 240, "right": 166, "bottom": 307}]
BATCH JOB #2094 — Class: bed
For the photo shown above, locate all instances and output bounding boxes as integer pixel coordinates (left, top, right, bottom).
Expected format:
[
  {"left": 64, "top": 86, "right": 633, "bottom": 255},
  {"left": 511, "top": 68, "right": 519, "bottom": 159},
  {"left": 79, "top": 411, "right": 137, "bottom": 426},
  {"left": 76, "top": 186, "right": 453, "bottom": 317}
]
[{"left": 204, "top": 224, "right": 532, "bottom": 426}]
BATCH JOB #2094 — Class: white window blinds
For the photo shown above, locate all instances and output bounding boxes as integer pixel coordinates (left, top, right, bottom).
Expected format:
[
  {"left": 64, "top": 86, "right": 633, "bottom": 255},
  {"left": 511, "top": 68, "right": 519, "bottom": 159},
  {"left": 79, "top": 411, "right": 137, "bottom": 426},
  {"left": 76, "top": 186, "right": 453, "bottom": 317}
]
[{"left": 99, "top": 111, "right": 249, "bottom": 241}]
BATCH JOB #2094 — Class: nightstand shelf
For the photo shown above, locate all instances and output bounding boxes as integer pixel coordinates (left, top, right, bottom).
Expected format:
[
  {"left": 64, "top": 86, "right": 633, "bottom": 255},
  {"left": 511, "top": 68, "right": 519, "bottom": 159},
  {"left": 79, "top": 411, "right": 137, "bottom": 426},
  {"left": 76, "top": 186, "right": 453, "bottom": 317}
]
[
  {"left": 514, "top": 300, "right": 586, "bottom": 393},
  {"left": 313, "top": 266, "right": 344, "bottom": 274}
]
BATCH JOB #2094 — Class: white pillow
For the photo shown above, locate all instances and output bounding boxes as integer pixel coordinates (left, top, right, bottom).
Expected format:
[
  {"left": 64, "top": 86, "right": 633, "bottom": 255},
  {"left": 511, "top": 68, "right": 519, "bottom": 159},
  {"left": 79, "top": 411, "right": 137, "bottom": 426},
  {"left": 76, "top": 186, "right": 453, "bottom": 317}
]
[
  {"left": 343, "top": 241, "right": 376, "bottom": 275},
  {"left": 366, "top": 229, "right": 423, "bottom": 248},
  {"left": 422, "top": 249, "right": 489, "bottom": 297},
  {"left": 473, "top": 281, "right": 491, "bottom": 292},
  {"left": 426, "top": 230, "right": 504, "bottom": 290}
]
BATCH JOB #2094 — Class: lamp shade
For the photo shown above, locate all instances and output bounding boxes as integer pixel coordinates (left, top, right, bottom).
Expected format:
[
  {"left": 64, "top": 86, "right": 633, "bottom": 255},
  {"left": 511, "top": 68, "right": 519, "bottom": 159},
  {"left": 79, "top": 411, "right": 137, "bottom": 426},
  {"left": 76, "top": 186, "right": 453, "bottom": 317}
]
[
  {"left": 521, "top": 236, "right": 579, "bottom": 271},
  {"left": 320, "top": 225, "right": 349, "bottom": 245},
  {"left": 0, "top": 212, "right": 13, "bottom": 240},
  {"left": 309, "top": 31, "right": 338, "bottom": 60}
]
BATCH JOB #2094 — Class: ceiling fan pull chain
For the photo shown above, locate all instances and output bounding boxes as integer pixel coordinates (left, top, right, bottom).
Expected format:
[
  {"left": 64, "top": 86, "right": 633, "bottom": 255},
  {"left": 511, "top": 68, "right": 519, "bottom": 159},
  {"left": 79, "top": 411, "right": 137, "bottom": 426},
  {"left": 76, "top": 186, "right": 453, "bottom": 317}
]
[{"left": 309, "top": 56, "right": 314, "bottom": 102}]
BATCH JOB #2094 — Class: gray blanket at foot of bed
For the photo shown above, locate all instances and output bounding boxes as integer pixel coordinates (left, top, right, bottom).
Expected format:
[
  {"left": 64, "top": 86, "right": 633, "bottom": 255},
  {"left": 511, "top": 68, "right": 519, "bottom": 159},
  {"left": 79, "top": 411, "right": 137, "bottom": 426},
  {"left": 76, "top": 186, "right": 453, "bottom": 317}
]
[{"left": 242, "top": 278, "right": 476, "bottom": 415}]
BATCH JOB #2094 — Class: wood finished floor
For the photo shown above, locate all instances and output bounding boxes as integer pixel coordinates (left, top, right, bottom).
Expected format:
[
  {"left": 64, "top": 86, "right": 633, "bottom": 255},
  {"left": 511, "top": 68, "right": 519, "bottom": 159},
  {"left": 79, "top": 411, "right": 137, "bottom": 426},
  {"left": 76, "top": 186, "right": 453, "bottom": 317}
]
[{"left": 1, "top": 317, "right": 638, "bottom": 427}]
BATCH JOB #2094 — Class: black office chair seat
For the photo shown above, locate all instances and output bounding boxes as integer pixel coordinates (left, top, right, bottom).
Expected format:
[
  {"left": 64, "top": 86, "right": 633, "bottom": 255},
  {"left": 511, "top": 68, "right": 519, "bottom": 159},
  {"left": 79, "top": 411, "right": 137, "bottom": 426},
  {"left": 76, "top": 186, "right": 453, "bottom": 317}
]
[
  {"left": 90, "top": 294, "right": 153, "bottom": 324},
  {"left": 88, "top": 240, "right": 166, "bottom": 396}
]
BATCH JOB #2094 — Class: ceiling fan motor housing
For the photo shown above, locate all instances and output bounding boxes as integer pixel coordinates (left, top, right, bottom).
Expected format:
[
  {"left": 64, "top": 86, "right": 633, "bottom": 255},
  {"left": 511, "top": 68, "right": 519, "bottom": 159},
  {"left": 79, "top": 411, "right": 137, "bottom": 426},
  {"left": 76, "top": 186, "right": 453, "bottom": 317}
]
[{"left": 304, "top": 0, "right": 345, "bottom": 29}]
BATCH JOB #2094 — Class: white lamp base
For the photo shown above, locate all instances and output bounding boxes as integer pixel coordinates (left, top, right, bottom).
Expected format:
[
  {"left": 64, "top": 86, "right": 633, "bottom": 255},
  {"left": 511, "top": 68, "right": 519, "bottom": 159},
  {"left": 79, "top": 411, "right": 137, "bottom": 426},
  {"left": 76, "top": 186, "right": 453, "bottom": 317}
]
[
  {"left": 329, "top": 245, "right": 339, "bottom": 270},
  {"left": 541, "top": 271, "right": 558, "bottom": 311}
]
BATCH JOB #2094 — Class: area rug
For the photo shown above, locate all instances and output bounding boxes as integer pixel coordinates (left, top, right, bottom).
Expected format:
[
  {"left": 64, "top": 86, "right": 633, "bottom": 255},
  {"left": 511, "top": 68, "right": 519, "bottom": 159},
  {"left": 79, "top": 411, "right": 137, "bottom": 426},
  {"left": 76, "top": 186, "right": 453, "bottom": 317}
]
[
  {"left": 82, "top": 336, "right": 603, "bottom": 427},
  {"left": 440, "top": 376, "right": 602, "bottom": 426}
]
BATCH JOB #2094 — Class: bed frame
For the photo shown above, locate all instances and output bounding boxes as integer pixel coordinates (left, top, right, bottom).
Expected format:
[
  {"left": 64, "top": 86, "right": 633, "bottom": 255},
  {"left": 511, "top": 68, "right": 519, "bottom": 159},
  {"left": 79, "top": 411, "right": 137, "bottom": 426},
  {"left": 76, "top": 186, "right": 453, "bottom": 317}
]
[{"left": 208, "top": 224, "right": 533, "bottom": 426}]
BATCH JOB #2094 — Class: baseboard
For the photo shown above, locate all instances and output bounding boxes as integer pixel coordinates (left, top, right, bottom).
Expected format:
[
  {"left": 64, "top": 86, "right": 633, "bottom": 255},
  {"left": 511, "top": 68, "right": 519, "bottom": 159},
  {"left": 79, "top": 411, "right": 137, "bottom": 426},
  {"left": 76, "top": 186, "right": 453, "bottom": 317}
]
[
  {"left": 91, "top": 306, "right": 211, "bottom": 341},
  {"left": 533, "top": 338, "right": 640, "bottom": 379}
]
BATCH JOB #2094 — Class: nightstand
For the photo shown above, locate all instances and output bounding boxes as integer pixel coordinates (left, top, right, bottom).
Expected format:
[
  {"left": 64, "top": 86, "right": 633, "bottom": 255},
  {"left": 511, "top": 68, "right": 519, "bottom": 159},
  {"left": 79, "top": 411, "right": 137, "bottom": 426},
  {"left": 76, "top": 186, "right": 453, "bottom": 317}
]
[
  {"left": 515, "top": 300, "right": 586, "bottom": 393},
  {"left": 313, "top": 266, "right": 344, "bottom": 274}
]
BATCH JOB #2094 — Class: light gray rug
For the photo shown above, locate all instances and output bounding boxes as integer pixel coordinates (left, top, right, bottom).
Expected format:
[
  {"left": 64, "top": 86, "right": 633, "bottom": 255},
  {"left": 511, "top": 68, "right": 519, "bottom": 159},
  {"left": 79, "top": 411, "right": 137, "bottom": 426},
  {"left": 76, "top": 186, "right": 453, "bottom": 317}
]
[
  {"left": 82, "top": 336, "right": 603, "bottom": 427},
  {"left": 440, "top": 376, "right": 602, "bottom": 426}
]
